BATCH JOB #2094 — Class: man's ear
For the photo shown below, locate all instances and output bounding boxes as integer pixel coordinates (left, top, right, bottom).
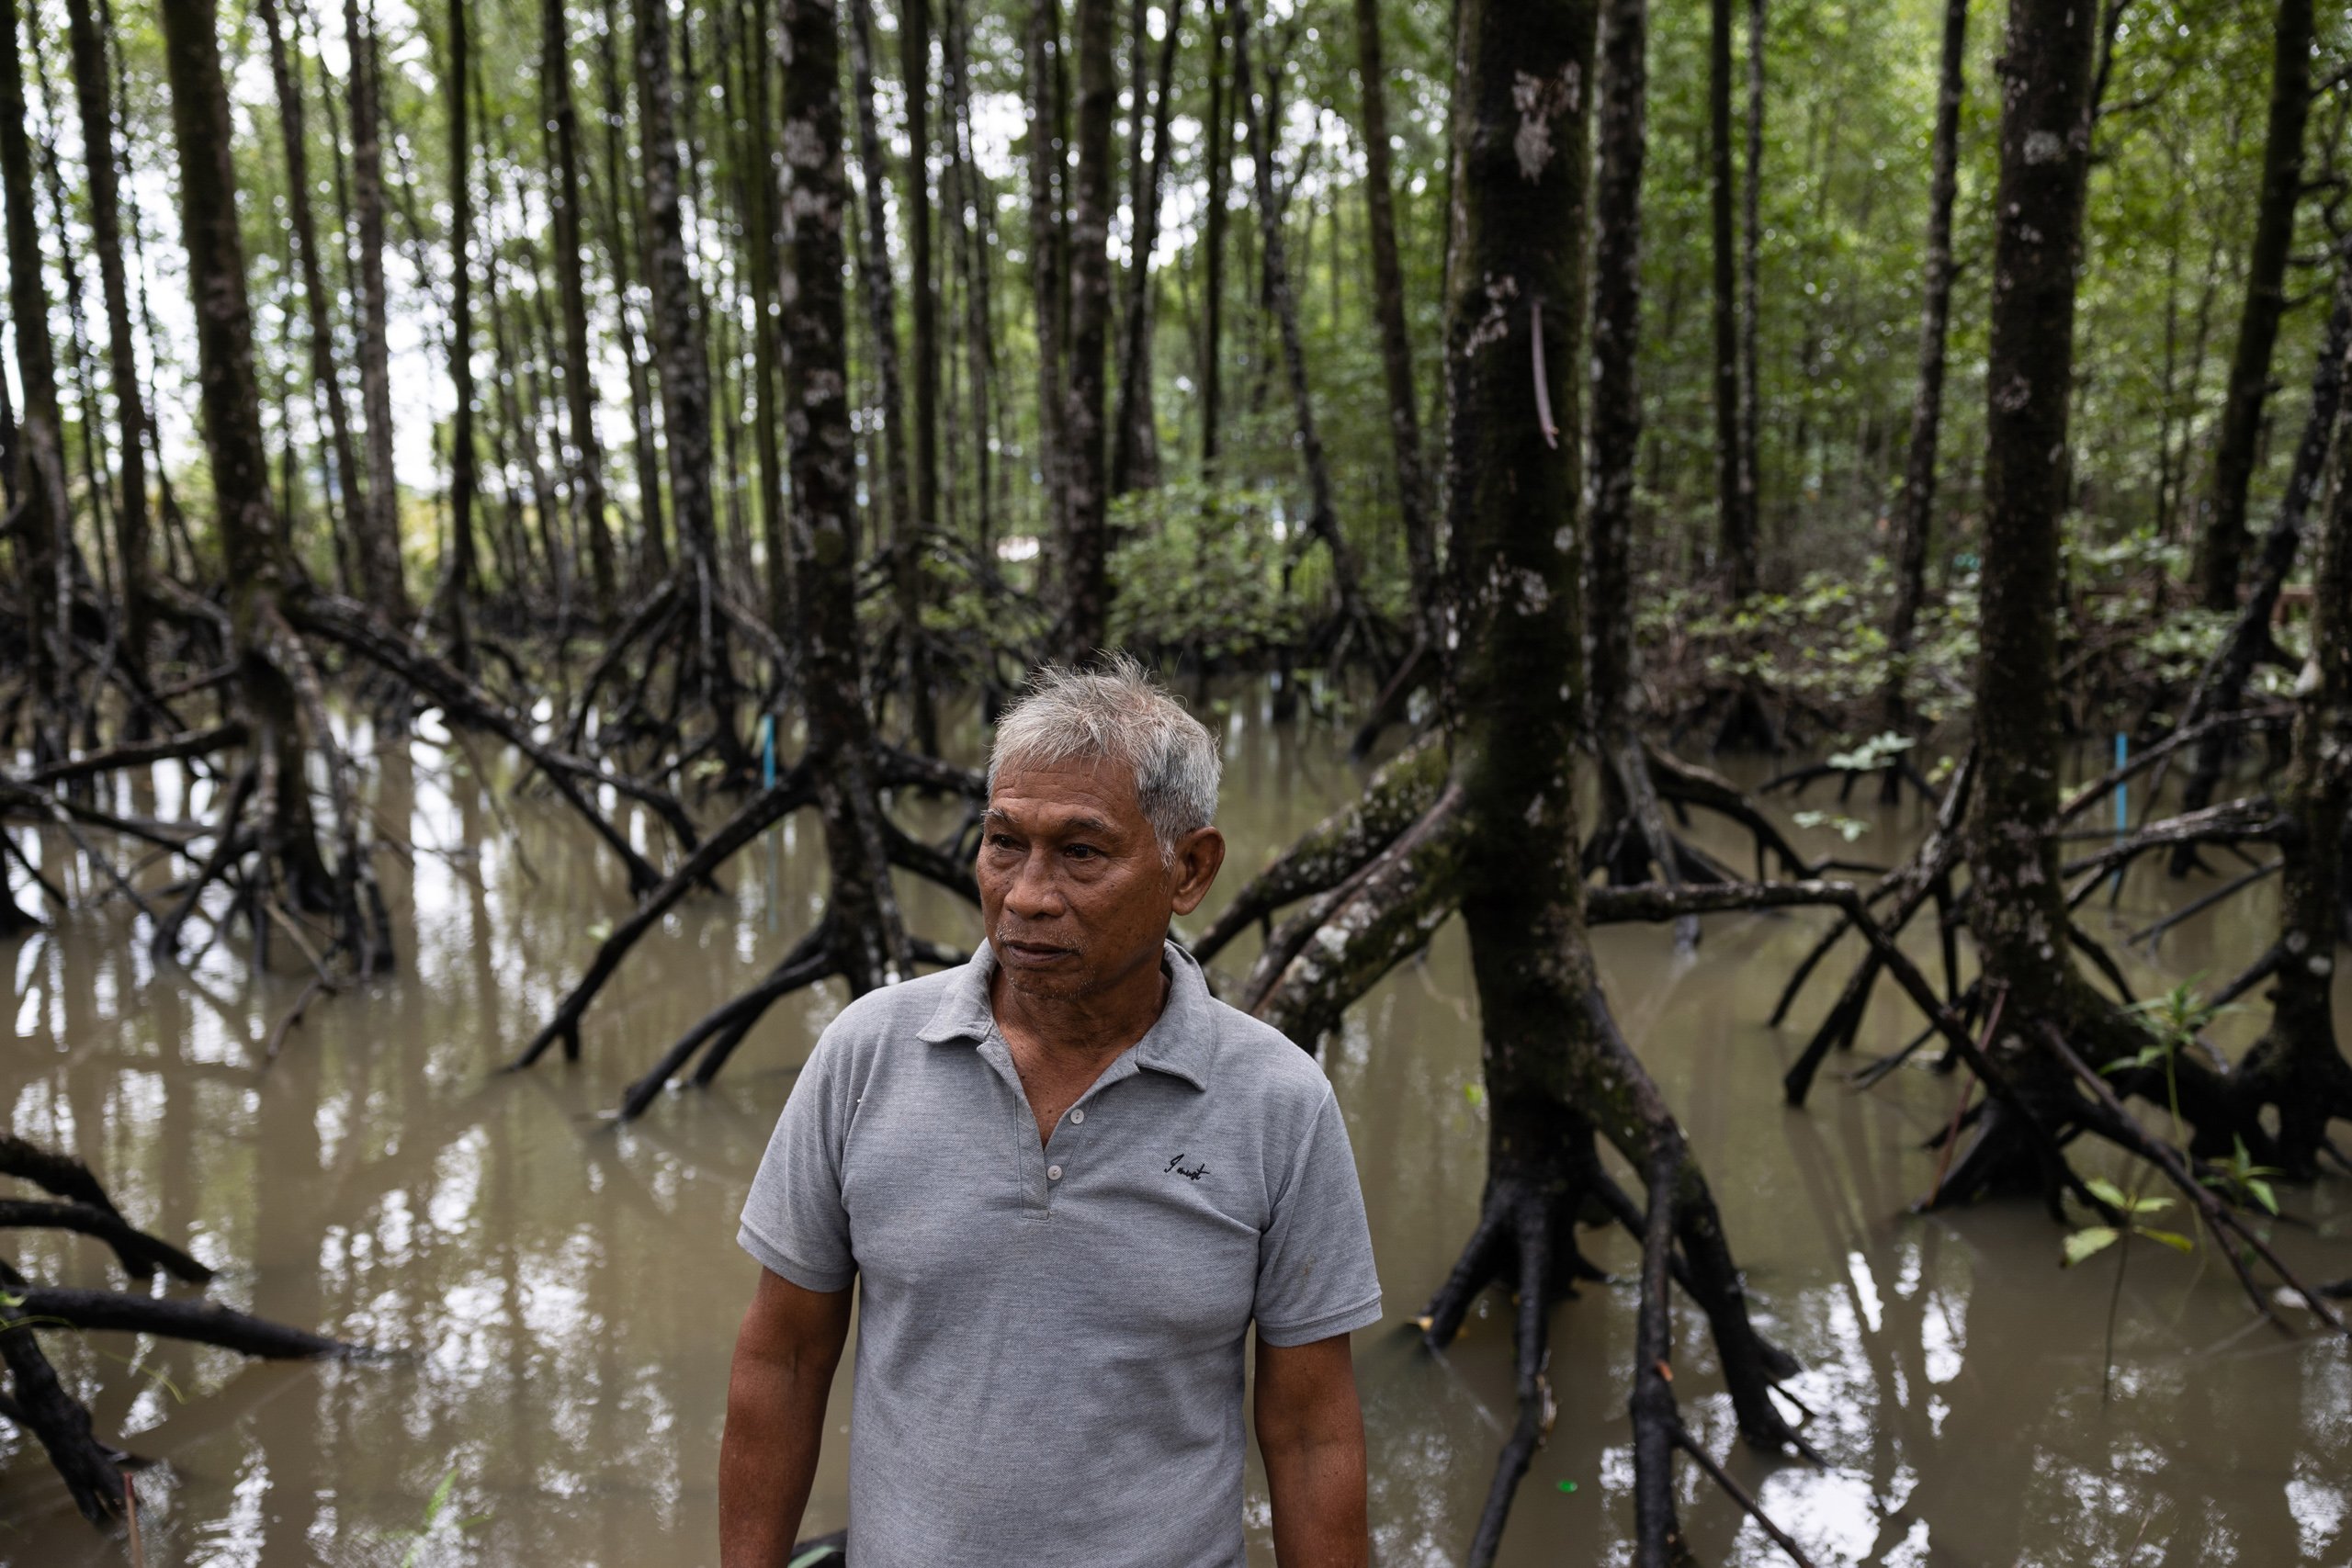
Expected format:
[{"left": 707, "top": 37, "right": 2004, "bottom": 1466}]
[{"left": 1168, "top": 826, "right": 1227, "bottom": 917}]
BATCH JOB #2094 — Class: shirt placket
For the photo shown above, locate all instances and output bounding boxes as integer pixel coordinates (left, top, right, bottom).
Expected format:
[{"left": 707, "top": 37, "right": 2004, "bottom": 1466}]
[
  {"left": 1043, "top": 1055, "right": 1144, "bottom": 1215},
  {"left": 983, "top": 1027, "right": 1143, "bottom": 1219}
]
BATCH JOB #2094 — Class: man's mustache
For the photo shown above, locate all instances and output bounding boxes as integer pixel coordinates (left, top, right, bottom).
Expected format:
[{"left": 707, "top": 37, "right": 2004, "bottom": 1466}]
[{"left": 995, "top": 923, "right": 1076, "bottom": 948}]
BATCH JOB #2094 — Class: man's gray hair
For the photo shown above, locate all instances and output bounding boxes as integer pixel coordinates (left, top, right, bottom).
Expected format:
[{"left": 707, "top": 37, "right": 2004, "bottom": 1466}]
[{"left": 988, "top": 656, "right": 1222, "bottom": 853}]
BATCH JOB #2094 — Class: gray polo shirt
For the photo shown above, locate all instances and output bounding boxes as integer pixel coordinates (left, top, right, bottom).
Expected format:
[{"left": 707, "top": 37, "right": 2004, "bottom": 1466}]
[{"left": 738, "top": 938, "right": 1383, "bottom": 1567}]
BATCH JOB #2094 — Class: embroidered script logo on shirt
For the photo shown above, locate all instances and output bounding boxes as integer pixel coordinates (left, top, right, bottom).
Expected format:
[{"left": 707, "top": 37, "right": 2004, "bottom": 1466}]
[{"left": 1164, "top": 1154, "right": 1208, "bottom": 1181}]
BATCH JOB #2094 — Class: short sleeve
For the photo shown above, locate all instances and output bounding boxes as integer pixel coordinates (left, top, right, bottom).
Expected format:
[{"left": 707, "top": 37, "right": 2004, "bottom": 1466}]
[
  {"left": 737, "top": 1025, "right": 858, "bottom": 1292},
  {"left": 1253, "top": 1087, "right": 1383, "bottom": 1346}
]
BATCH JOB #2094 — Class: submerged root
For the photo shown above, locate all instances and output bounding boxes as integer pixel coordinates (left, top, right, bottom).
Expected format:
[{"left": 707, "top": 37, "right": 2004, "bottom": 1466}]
[
  {"left": 617, "top": 923, "right": 842, "bottom": 1120},
  {"left": 1645, "top": 741, "right": 1850, "bottom": 882},
  {"left": 1419, "top": 1125, "right": 1610, "bottom": 1568},
  {"left": 2, "top": 1146, "right": 351, "bottom": 1526}
]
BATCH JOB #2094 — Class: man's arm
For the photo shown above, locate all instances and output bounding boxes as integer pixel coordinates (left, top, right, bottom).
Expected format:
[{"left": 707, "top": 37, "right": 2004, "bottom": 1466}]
[
  {"left": 1253, "top": 1330, "right": 1370, "bottom": 1568},
  {"left": 719, "top": 1268, "right": 853, "bottom": 1567}
]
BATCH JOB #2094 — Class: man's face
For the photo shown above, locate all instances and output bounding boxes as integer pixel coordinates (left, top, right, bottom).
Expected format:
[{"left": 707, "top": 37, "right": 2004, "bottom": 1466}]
[{"left": 978, "top": 755, "right": 1226, "bottom": 1006}]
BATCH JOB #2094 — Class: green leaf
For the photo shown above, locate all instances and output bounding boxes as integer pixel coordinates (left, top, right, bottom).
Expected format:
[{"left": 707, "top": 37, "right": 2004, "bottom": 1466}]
[
  {"left": 2121, "top": 1194, "right": 2173, "bottom": 1215},
  {"left": 2136, "top": 1228, "right": 2195, "bottom": 1254},
  {"left": 2064, "top": 1226, "right": 2120, "bottom": 1266},
  {"left": 788, "top": 1550, "right": 839, "bottom": 1568},
  {"left": 1463, "top": 1083, "right": 1486, "bottom": 1110},
  {"left": 2085, "top": 1178, "right": 2131, "bottom": 1210},
  {"left": 2245, "top": 1179, "right": 2278, "bottom": 1215}
]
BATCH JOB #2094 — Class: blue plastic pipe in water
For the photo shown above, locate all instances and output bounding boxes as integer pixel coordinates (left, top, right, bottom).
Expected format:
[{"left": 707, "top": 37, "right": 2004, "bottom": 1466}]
[
  {"left": 762, "top": 713, "right": 780, "bottom": 931},
  {"left": 2112, "top": 732, "right": 2129, "bottom": 896},
  {"left": 2114, "top": 732, "right": 2128, "bottom": 832}
]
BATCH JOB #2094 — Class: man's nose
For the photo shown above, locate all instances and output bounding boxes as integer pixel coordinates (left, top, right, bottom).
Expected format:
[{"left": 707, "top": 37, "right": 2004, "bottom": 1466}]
[{"left": 1004, "top": 850, "right": 1066, "bottom": 918}]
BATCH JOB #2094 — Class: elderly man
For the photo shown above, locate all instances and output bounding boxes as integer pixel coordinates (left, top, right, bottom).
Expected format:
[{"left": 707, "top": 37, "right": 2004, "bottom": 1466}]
[{"left": 718, "top": 660, "right": 1382, "bottom": 1567}]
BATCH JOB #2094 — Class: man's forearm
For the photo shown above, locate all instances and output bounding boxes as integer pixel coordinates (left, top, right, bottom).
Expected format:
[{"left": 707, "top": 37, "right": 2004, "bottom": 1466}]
[
  {"left": 719, "top": 1274, "right": 849, "bottom": 1567},
  {"left": 1261, "top": 1424, "right": 1371, "bottom": 1568},
  {"left": 1255, "top": 1333, "right": 1370, "bottom": 1568}
]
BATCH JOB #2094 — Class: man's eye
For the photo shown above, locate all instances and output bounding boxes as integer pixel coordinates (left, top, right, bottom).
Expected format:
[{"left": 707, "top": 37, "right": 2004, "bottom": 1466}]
[
  {"left": 987, "top": 834, "right": 1019, "bottom": 851},
  {"left": 1065, "top": 844, "right": 1099, "bottom": 860}
]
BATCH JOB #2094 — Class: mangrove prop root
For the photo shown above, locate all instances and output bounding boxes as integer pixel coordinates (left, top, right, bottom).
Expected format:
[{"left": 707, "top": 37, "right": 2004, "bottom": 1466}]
[
  {"left": 2041, "top": 1024, "right": 2348, "bottom": 1334},
  {"left": 1245, "top": 786, "right": 1468, "bottom": 1045},
  {"left": 1191, "top": 731, "right": 1446, "bottom": 966},
  {"left": 292, "top": 591, "right": 694, "bottom": 887},
  {"left": 2059, "top": 796, "right": 2288, "bottom": 905},
  {"left": 1419, "top": 1165, "right": 1583, "bottom": 1568},
  {"left": 1629, "top": 1149, "right": 1689, "bottom": 1568},
  {"left": 617, "top": 924, "right": 838, "bottom": 1120},
  {"left": 1772, "top": 748, "right": 1975, "bottom": 1031},
  {"left": 0, "top": 1297, "right": 124, "bottom": 1524},
  {"left": 0, "top": 1134, "right": 130, "bottom": 1221},
  {"left": 6, "top": 1285, "right": 356, "bottom": 1359},
  {"left": 2128, "top": 858, "right": 2281, "bottom": 945},
  {"left": 22, "top": 720, "right": 247, "bottom": 786},
  {"left": 1673, "top": 1424, "right": 1821, "bottom": 1568},
  {"left": 512, "top": 767, "right": 816, "bottom": 1068},
  {"left": 1645, "top": 740, "right": 1821, "bottom": 880},
  {"left": 0, "top": 1200, "right": 213, "bottom": 1284}
]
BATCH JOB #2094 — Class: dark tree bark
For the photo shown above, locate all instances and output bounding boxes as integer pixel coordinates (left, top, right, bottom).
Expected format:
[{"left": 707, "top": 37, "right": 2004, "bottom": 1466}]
[
  {"left": 545, "top": 0, "right": 620, "bottom": 625},
  {"left": 2, "top": 0, "right": 71, "bottom": 769},
  {"left": 1200, "top": 6, "right": 1807, "bottom": 1559},
  {"left": 1422, "top": 3, "right": 1804, "bottom": 1554},
  {"left": 254, "top": 0, "right": 356, "bottom": 582},
  {"left": 2172, "top": 227, "right": 2352, "bottom": 844},
  {"left": 736, "top": 0, "right": 791, "bottom": 632},
  {"left": 1583, "top": 0, "right": 1700, "bottom": 933},
  {"left": 898, "top": 0, "right": 940, "bottom": 750},
  {"left": 156, "top": 0, "right": 343, "bottom": 919},
  {"left": 1586, "top": 0, "right": 1645, "bottom": 742},
  {"left": 1968, "top": 0, "right": 2097, "bottom": 1016},
  {"left": 1738, "top": 0, "right": 1763, "bottom": 553},
  {"left": 1109, "top": 0, "right": 1178, "bottom": 497},
  {"left": 637, "top": 0, "right": 715, "bottom": 579},
  {"left": 1230, "top": 0, "right": 1370, "bottom": 643},
  {"left": 637, "top": 0, "right": 741, "bottom": 756},
  {"left": 776, "top": 0, "right": 915, "bottom": 994},
  {"left": 62, "top": 0, "right": 152, "bottom": 696},
  {"left": 0, "top": 1290, "right": 121, "bottom": 1524},
  {"left": 2190, "top": 0, "right": 2313, "bottom": 612},
  {"left": 2233, "top": 386, "right": 2352, "bottom": 1173},
  {"left": 1199, "top": 0, "right": 1229, "bottom": 474},
  {"left": 1707, "top": 0, "right": 1754, "bottom": 600},
  {"left": 444, "top": 0, "right": 481, "bottom": 671},
  {"left": 1933, "top": 0, "right": 2123, "bottom": 1200},
  {"left": 1024, "top": 0, "right": 1071, "bottom": 600},
  {"left": 1884, "top": 0, "right": 1969, "bottom": 725},
  {"left": 1059, "top": 0, "right": 1115, "bottom": 659},
  {"left": 596, "top": 0, "right": 670, "bottom": 578},
  {"left": 944, "top": 0, "right": 1002, "bottom": 581},
  {"left": 1351, "top": 0, "right": 1433, "bottom": 647},
  {"left": 847, "top": 0, "right": 913, "bottom": 566},
  {"left": 344, "top": 0, "right": 410, "bottom": 621}
]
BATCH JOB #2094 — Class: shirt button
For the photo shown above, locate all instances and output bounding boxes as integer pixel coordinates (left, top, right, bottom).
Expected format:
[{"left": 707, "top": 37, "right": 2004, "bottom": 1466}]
[
  {"left": 1046, "top": 1165, "right": 1063, "bottom": 1181},
  {"left": 1069, "top": 1109, "right": 1084, "bottom": 1124}
]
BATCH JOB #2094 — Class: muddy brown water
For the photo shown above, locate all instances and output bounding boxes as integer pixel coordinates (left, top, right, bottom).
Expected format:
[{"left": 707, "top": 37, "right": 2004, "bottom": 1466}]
[{"left": 6, "top": 694, "right": 2349, "bottom": 1566}]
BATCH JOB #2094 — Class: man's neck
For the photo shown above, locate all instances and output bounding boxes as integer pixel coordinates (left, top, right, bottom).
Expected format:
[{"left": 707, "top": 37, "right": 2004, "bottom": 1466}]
[{"left": 989, "top": 946, "right": 1172, "bottom": 1067}]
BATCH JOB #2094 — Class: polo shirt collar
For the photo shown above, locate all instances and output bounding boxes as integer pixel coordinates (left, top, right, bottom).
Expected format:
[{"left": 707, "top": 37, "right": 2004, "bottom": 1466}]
[{"left": 917, "top": 938, "right": 1216, "bottom": 1091}]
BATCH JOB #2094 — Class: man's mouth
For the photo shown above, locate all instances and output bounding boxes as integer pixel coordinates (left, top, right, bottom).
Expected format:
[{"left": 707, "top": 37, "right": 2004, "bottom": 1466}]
[{"left": 1000, "top": 937, "right": 1075, "bottom": 964}]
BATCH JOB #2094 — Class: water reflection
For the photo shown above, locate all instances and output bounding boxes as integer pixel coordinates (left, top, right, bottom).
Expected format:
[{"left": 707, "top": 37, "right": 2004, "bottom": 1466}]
[{"left": 5, "top": 696, "right": 2347, "bottom": 1564}]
